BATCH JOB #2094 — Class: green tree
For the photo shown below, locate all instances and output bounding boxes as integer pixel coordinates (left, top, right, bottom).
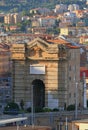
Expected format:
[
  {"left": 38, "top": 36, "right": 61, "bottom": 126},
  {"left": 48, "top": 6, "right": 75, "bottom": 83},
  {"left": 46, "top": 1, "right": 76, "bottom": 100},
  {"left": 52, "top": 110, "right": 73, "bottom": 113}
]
[
  {"left": 3, "top": 101, "right": 20, "bottom": 114},
  {"left": 13, "top": 7, "right": 18, "bottom": 13}
]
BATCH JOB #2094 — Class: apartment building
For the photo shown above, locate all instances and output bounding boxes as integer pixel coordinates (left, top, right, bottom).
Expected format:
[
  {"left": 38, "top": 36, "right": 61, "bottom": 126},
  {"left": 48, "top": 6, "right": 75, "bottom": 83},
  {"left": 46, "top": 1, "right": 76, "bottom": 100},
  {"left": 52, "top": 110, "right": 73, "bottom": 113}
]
[
  {"left": 0, "top": 42, "right": 12, "bottom": 108},
  {"left": 30, "top": 8, "right": 50, "bottom": 15},
  {"left": 4, "top": 13, "right": 21, "bottom": 24},
  {"left": 54, "top": 4, "right": 68, "bottom": 13},
  {"left": 11, "top": 37, "right": 80, "bottom": 110},
  {"left": 60, "top": 27, "right": 88, "bottom": 36},
  {"left": 74, "top": 10, "right": 84, "bottom": 18},
  {"left": 31, "top": 27, "right": 47, "bottom": 34},
  {"left": 38, "top": 16, "right": 56, "bottom": 27},
  {"left": 79, "top": 35, "right": 88, "bottom": 44}
]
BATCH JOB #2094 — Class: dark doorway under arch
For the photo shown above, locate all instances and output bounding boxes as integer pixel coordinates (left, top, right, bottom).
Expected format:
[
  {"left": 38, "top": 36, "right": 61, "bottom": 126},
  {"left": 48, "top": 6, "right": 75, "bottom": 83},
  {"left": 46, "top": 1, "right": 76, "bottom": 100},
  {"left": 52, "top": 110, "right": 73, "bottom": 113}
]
[{"left": 32, "top": 79, "right": 45, "bottom": 108}]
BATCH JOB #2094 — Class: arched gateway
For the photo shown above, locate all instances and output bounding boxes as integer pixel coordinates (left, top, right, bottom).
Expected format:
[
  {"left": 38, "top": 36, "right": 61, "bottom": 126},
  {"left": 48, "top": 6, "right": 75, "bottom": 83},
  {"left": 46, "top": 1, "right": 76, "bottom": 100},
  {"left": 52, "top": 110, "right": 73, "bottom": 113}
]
[
  {"left": 11, "top": 37, "right": 80, "bottom": 109},
  {"left": 32, "top": 79, "right": 45, "bottom": 108}
]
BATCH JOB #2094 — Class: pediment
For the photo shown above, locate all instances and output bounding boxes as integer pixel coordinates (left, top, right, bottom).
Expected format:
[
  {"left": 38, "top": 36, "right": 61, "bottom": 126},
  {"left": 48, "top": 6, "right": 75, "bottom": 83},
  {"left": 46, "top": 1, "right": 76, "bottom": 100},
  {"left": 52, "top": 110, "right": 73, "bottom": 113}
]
[
  {"left": 27, "top": 37, "right": 59, "bottom": 59},
  {"left": 27, "top": 37, "right": 49, "bottom": 52}
]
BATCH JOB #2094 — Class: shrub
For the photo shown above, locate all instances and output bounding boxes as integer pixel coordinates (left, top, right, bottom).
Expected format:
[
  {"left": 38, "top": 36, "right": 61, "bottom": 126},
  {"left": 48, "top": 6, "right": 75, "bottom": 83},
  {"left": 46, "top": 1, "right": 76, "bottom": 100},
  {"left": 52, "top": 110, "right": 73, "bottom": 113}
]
[
  {"left": 3, "top": 102, "right": 20, "bottom": 115},
  {"left": 26, "top": 107, "right": 43, "bottom": 113},
  {"left": 26, "top": 107, "right": 31, "bottom": 113},
  {"left": 87, "top": 100, "right": 88, "bottom": 108},
  {"left": 43, "top": 107, "right": 52, "bottom": 112},
  {"left": 67, "top": 104, "right": 75, "bottom": 111},
  {"left": 53, "top": 108, "right": 59, "bottom": 111},
  {"left": 35, "top": 107, "right": 43, "bottom": 113}
]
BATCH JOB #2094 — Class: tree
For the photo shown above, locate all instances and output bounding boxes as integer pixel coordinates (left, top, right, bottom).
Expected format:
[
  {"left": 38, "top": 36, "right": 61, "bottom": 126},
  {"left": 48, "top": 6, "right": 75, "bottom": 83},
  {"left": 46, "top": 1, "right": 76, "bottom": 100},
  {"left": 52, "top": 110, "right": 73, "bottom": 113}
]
[
  {"left": 13, "top": 7, "right": 18, "bottom": 13},
  {"left": 3, "top": 101, "right": 20, "bottom": 115},
  {"left": 67, "top": 104, "right": 75, "bottom": 111}
]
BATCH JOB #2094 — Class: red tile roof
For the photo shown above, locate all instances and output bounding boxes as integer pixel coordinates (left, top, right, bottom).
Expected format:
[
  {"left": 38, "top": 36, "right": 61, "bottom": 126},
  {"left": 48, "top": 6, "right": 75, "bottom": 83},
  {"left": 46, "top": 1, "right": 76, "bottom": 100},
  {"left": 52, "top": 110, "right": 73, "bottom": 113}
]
[
  {"left": 47, "top": 38, "right": 80, "bottom": 49},
  {"left": 80, "top": 67, "right": 88, "bottom": 78}
]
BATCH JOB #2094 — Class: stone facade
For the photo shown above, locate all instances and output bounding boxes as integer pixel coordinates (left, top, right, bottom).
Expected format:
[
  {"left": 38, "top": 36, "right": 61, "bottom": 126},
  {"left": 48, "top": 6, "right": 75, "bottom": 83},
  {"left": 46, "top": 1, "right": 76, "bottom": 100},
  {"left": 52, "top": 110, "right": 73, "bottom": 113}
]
[{"left": 11, "top": 37, "right": 80, "bottom": 109}]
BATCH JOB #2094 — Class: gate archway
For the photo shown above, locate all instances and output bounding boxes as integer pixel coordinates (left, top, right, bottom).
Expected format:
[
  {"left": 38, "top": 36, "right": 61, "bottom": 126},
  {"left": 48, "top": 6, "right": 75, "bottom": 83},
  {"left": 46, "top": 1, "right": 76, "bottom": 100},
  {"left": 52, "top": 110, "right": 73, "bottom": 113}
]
[{"left": 32, "top": 79, "right": 45, "bottom": 108}]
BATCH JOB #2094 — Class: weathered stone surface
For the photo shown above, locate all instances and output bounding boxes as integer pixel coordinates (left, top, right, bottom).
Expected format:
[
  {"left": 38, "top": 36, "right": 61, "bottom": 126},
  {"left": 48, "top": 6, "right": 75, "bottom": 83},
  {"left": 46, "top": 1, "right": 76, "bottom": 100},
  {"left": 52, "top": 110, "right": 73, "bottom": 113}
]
[{"left": 11, "top": 37, "right": 80, "bottom": 109}]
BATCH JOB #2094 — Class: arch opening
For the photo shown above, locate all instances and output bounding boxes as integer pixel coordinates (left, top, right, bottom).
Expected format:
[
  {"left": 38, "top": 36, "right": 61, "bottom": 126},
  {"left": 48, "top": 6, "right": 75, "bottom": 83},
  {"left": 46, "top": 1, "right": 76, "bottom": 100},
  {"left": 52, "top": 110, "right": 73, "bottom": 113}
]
[{"left": 32, "top": 79, "right": 45, "bottom": 109}]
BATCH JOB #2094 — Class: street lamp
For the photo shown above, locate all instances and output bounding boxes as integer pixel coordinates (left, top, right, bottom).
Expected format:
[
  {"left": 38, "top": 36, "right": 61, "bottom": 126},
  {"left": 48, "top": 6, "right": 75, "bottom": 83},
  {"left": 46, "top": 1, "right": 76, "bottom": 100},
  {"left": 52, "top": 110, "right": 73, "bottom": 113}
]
[{"left": 65, "top": 117, "right": 68, "bottom": 130}]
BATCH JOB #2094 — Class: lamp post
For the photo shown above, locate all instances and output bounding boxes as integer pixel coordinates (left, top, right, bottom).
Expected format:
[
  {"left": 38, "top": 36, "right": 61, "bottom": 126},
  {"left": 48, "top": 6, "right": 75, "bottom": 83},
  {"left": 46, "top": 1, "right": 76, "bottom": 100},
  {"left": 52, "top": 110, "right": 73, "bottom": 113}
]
[
  {"left": 75, "top": 82, "right": 78, "bottom": 119},
  {"left": 31, "top": 85, "right": 34, "bottom": 127},
  {"left": 65, "top": 117, "right": 68, "bottom": 130}
]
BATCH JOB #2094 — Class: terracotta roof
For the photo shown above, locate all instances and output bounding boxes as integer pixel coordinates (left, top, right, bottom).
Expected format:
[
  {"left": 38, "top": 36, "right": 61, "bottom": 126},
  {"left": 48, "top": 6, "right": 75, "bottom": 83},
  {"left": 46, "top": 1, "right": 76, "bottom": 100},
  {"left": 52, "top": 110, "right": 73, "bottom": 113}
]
[
  {"left": 80, "top": 67, "right": 87, "bottom": 71},
  {"left": 47, "top": 38, "right": 80, "bottom": 49},
  {"left": 80, "top": 67, "right": 88, "bottom": 78},
  {"left": 80, "top": 35, "right": 88, "bottom": 38},
  {"left": 40, "top": 16, "right": 56, "bottom": 19},
  {"left": 47, "top": 39, "right": 70, "bottom": 44},
  {"left": 67, "top": 44, "right": 79, "bottom": 49},
  {"left": 75, "top": 10, "right": 84, "bottom": 13}
]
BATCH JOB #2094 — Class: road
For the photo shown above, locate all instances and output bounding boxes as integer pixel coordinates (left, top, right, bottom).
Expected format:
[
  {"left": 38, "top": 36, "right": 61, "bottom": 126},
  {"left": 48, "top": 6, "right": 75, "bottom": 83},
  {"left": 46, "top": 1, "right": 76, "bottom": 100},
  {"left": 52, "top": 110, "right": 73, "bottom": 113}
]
[{"left": 0, "top": 110, "right": 88, "bottom": 129}]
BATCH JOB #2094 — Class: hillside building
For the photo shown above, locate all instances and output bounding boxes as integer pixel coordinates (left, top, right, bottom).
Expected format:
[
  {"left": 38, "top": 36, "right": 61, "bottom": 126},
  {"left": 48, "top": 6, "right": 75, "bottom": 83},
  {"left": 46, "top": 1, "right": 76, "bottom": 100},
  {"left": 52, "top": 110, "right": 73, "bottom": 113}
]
[{"left": 4, "top": 13, "right": 21, "bottom": 24}]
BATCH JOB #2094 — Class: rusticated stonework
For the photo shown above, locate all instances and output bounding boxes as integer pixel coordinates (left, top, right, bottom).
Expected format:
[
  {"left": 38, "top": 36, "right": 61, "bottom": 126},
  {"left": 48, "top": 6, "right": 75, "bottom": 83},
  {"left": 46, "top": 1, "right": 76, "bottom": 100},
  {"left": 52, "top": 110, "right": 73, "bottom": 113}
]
[{"left": 11, "top": 37, "right": 80, "bottom": 109}]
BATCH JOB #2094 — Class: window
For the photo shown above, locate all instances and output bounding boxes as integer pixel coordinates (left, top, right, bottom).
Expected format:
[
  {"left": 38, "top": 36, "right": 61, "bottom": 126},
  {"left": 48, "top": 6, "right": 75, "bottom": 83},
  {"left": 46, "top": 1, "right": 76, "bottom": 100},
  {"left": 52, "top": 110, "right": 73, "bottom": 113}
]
[
  {"left": 69, "top": 93, "right": 71, "bottom": 98},
  {"left": 74, "top": 93, "right": 76, "bottom": 97},
  {"left": 69, "top": 77, "right": 71, "bottom": 81},
  {"left": 69, "top": 65, "right": 71, "bottom": 71},
  {"left": 86, "top": 53, "right": 88, "bottom": 61}
]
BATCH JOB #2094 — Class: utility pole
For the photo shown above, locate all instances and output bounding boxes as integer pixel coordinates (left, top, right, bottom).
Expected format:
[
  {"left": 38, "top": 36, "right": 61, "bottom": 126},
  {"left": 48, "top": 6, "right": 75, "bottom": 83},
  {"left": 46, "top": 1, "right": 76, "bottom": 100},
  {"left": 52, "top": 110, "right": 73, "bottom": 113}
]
[
  {"left": 83, "top": 72, "right": 87, "bottom": 109},
  {"left": 65, "top": 117, "right": 68, "bottom": 130},
  {"left": 31, "top": 85, "right": 34, "bottom": 128},
  {"left": 75, "top": 82, "right": 78, "bottom": 119}
]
